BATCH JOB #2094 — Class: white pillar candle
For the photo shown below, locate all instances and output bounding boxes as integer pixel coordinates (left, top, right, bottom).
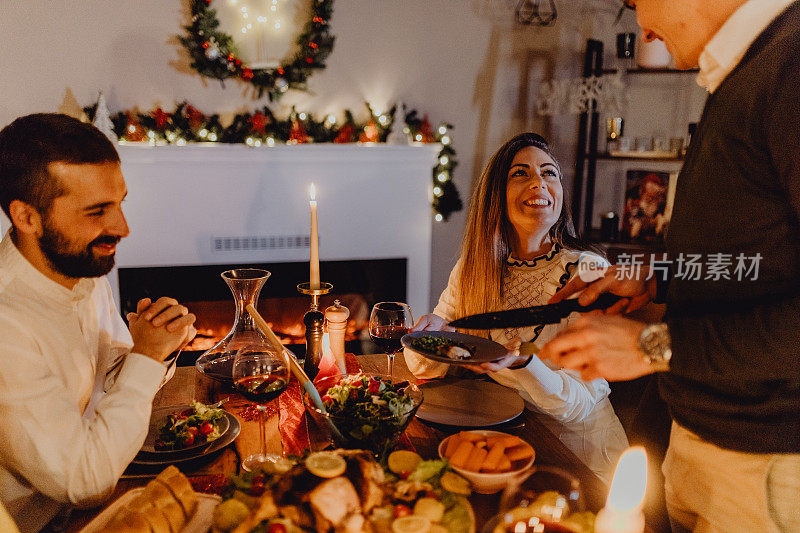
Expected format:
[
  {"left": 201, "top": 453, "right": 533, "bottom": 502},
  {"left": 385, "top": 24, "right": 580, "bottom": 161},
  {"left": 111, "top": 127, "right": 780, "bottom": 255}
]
[
  {"left": 309, "top": 183, "right": 320, "bottom": 289},
  {"left": 595, "top": 446, "right": 647, "bottom": 533}
]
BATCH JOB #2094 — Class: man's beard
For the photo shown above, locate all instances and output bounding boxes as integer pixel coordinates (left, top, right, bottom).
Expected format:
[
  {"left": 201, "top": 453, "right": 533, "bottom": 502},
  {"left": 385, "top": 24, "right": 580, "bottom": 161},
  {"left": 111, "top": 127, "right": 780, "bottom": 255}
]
[{"left": 38, "top": 220, "right": 120, "bottom": 279}]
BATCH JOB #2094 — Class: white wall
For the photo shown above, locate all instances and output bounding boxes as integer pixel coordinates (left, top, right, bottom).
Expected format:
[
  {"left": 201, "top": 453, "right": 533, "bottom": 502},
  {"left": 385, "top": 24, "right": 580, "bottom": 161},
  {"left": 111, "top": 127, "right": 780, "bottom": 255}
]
[{"left": 0, "top": 0, "right": 706, "bottom": 310}]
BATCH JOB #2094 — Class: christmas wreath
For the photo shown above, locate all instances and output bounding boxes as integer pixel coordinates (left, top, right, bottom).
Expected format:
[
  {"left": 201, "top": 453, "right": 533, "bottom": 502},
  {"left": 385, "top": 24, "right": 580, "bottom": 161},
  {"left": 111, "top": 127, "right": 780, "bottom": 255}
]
[
  {"left": 84, "top": 100, "right": 462, "bottom": 221},
  {"left": 179, "top": 0, "right": 335, "bottom": 100}
]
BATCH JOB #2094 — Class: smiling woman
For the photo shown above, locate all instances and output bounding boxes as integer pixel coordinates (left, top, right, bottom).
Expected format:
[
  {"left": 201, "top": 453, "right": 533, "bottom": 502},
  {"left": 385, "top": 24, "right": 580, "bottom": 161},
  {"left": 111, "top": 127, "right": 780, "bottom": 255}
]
[{"left": 403, "top": 132, "right": 629, "bottom": 482}]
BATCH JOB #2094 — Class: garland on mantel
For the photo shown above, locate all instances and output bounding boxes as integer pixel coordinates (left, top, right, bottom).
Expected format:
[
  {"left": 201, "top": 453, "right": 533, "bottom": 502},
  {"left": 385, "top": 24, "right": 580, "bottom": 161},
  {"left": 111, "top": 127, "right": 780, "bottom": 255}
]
[
  {"left": 179, "top": 0, "right": 335, "bottom": 100},
  {"left": 83, "top": 101, "right": 462, "bottom": 221}
]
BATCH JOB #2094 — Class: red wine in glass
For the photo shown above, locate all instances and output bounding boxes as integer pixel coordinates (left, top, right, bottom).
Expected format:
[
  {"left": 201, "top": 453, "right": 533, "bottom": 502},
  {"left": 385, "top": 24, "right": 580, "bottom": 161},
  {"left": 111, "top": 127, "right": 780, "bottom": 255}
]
[
  {"left": 369, "top": 302, "right": 414, "bottom": 376},
  {"left": 370, "top": 325, "right": 410, "bottom": 353},
  {"left": 232, "top": 348, "right": 289, "bottom": 472},
  {"left": 235, "top": 371, "right": 288, "bottom": 403}
]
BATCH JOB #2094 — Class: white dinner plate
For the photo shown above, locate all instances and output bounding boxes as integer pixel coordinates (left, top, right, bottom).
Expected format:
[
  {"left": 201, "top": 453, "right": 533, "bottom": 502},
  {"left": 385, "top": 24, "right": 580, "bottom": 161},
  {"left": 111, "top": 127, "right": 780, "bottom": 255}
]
[{"left": 132, "top": 411, "right": 240, "bottom": 466}]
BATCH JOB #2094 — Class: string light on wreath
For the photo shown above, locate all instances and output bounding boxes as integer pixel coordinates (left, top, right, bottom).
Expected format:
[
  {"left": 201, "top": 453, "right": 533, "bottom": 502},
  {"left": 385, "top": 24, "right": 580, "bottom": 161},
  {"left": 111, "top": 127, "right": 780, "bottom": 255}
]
[
  {"left": 82, "top": 98, "right": 463, "bottom": 220},
  {"left": 179, "top": 0, "right": 335, "bottom": 100}
]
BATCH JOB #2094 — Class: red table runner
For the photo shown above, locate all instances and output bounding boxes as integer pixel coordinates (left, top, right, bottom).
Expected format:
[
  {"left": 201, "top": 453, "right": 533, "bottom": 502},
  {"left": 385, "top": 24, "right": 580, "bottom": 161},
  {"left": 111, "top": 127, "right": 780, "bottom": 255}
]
[{"left": 278, "top": 353, "right": 362, "bottom": 455}]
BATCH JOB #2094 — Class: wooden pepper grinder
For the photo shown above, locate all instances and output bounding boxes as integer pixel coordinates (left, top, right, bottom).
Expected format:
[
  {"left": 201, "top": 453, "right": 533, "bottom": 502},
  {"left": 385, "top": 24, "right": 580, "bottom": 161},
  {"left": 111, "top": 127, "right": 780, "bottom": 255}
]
[{"left": 324, "top": 300, "right": 350, "bottom": 374}]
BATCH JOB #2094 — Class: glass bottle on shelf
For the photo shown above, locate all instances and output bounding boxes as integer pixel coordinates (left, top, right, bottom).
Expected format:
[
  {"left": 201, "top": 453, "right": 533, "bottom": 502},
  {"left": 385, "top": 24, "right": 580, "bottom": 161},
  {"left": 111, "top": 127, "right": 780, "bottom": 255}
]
[{"left": 195, "top": 269, "right": 279, "bottom": 385}]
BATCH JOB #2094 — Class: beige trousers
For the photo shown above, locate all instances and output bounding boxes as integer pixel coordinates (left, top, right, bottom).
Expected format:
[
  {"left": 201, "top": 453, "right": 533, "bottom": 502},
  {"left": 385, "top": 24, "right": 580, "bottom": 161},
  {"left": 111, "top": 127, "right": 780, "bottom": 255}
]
[{"left": 663, "top": 422, "right": 800, "bottom": 533}]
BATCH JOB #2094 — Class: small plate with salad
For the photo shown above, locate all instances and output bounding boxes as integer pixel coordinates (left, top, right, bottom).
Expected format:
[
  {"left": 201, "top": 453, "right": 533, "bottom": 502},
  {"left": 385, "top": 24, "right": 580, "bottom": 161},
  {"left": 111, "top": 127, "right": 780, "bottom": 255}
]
[
  {"left": 141, "top": 401, "right": 230, "bottom": 454},
  {"left": 402, "top": 331, "right": 508, "bottom": 365}
]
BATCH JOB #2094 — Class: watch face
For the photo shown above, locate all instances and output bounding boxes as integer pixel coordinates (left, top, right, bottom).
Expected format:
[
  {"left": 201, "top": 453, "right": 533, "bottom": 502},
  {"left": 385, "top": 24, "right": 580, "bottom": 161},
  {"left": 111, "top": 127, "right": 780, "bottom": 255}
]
[{"left": 641, "top": 324, "right": 671, "bottom": 363}]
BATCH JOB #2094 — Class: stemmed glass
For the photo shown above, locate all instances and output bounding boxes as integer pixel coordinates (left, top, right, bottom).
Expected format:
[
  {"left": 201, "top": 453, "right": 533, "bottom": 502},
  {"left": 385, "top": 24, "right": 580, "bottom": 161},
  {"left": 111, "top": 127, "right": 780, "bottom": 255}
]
[
  {"left": 491, "top": 466, "right": 584, "bottom": 532},
  {"left": 369, "top": 302, "right": 413, "bottom": 376},
  {"left": 232, "top": 343, "right": 290, "bottom": 472}
]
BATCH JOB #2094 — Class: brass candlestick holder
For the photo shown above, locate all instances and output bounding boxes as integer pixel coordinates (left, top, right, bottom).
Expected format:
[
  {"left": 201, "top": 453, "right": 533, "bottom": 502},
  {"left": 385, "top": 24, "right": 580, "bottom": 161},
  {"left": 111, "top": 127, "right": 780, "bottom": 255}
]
[{"left": 297, "top": 282, "right": 333, "bottom": 380}]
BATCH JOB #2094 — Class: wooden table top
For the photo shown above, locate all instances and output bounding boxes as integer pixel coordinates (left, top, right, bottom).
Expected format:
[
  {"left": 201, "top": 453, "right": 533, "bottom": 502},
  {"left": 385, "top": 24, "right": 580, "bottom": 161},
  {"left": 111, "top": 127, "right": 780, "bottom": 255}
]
[{"left": 65, "top": 354, "right": 612, "bottom": 532}]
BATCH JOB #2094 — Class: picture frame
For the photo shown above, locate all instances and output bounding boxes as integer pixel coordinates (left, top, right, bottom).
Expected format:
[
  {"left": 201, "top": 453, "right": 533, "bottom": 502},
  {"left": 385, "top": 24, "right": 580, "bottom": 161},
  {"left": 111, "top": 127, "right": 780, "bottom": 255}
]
[{"left": 621, "top": 169, "right": 674, "bottom": 242}]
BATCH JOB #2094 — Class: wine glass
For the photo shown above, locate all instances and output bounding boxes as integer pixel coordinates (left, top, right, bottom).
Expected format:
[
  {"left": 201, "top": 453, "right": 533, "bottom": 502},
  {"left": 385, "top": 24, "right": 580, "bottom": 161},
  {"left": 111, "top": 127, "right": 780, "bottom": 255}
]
[
  {"left": 232, "top": 343, "right": 290, "bottom": 472},
  {"left": 369, "top": 302, "right": 413, "bottom": 376},
  {"left": 490, "top": 466, "right": 584, "bottom": 532}
]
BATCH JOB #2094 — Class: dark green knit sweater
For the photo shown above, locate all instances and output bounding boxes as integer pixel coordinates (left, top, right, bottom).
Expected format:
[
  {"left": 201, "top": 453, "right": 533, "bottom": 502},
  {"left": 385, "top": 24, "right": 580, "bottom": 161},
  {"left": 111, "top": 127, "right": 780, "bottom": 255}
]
[{"left": 660, "top": 1, "right": 800, "bottom": 453}]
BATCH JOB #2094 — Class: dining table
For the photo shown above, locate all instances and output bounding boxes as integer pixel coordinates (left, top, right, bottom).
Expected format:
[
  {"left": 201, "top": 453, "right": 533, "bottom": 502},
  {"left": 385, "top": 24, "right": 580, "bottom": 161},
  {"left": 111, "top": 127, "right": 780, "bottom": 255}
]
[{"left": 64, "top": 352, "right": 618, "bottom": 533}]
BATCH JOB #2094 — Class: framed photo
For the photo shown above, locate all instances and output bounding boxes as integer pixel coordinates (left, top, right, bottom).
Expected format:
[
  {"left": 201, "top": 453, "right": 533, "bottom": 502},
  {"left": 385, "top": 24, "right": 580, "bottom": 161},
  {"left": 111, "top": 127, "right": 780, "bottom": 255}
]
[{"left": 622, "top": 169, "right": 672, "bottom": 242}]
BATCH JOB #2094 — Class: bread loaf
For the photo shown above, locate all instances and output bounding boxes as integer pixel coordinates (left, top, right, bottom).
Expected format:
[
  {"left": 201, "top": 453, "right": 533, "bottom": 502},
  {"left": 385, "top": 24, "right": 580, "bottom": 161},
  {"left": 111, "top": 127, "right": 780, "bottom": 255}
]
[
  {"left": 155, "top": 465, "right": 199, "bottom": 521},
  {"left": 105, "top": 466, "right": 196, "bottom": 533}
]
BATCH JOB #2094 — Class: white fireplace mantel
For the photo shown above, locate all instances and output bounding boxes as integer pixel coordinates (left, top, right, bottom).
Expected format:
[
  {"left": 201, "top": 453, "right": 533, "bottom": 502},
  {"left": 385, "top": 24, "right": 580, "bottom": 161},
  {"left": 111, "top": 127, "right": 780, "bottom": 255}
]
[{"left": 1, "top": 143, "right": 439, "bottom": 315}]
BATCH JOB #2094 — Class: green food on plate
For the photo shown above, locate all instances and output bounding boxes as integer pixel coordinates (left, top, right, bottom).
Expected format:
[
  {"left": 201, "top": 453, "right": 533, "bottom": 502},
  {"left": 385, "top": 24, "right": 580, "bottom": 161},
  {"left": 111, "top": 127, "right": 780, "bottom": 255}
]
[{"left": 155, "top": 400, "right": 225, "bottom": 450}]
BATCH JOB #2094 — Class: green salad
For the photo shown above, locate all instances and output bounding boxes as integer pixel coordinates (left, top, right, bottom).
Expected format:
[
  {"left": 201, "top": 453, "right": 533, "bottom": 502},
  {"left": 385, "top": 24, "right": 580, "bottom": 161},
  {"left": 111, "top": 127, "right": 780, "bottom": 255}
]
[
  {"left": 155, "top": 400, "right": 226, "bottom": 450},
  {"left": 409, "top": 335, "right": 475, "bottom": 359},
  {"left": 318, "top": 374, "right": 418, "bottom": 456}
]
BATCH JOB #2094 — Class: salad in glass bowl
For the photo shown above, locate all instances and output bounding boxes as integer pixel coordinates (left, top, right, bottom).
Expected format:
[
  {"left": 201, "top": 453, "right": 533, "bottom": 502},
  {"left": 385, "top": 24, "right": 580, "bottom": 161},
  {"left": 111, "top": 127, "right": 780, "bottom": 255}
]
[{"left": 303, "top": 373, "right": 423, "bottom": 457}]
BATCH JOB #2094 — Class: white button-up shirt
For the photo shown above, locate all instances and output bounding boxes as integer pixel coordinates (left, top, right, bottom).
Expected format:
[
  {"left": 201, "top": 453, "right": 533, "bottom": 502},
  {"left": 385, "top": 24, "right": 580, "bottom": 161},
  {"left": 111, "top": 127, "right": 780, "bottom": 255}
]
[
  {"left": 0, "top": 231, "right": 167, "bottom": 532},
  {"left": 697, "top": 0, "right": 797, "bottom": 93}
]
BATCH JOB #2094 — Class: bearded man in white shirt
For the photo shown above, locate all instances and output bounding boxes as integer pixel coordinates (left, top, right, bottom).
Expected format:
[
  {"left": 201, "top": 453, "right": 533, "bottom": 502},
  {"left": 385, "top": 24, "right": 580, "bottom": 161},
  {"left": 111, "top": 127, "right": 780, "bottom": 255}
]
[{"left": 0, "top": 113, "right": 197, "bottom": 532}]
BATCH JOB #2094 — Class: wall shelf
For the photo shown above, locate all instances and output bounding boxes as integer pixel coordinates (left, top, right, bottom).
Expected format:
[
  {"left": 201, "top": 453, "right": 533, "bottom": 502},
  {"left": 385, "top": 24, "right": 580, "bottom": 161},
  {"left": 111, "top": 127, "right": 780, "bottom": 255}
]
[{"left": 572, "top": 40, "right": 694, "bottom": 239}]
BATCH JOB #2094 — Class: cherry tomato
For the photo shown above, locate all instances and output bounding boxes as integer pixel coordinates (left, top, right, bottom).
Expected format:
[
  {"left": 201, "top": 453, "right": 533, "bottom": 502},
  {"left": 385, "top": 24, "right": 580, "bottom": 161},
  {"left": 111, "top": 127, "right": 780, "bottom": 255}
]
[
  {"left": 200, "top": 422, "right": 214, "bottom": 435},
  {"left": 267, "top": 524, "right": 287, "bottom": 533},
  {"left": 394, "top": 504, "right": 412, "bottom": 518},
  {"left": 249, "top": 481, "right": 265, "bottom": 496},
  {"left": 182, "top": 434, "right": 195, "bottom": 447},
  {"left": 368, "top": 377, "right": 381, "bottom": 394},
  {"left": 186, "top": 426, "right": 199, "bottom": 436}
]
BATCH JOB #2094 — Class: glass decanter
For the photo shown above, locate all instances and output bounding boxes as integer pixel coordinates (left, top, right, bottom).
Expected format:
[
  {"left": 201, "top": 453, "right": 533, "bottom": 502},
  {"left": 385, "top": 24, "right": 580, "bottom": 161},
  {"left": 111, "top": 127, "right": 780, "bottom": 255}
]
[{"left": 195, "top": 269, "right": 279, "bottom": 385}]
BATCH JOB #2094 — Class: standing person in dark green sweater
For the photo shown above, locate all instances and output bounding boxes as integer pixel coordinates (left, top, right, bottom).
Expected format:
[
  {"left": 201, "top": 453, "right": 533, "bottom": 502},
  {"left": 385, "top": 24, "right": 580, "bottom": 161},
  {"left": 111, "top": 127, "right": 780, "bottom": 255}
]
[{"left": 540, "top": 1, "right": 800, "bottom": 531}]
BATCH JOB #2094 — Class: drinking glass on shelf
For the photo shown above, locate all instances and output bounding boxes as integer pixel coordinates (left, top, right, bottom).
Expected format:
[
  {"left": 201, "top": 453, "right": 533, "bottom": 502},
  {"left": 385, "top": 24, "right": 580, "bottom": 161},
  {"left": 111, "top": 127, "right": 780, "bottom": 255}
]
[
  {"left": 494, "top": 466, "right": 584, "bottom": 532},
  {"left": 232, "top": 343, "right": 290, "bottom": 472},
  {"left": 369, "top": 302, "right": 414, "bottom": 376}
]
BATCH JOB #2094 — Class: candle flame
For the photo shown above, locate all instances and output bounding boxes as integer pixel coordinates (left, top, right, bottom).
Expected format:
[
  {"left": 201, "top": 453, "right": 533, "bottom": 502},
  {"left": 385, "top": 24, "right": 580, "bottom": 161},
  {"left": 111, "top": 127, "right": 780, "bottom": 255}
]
[
  {"left": 309, "top": 183, "right": 316, "bottom": 201},
  {"left": 607, "top": 446, "right": 647, "bottom": 512}
]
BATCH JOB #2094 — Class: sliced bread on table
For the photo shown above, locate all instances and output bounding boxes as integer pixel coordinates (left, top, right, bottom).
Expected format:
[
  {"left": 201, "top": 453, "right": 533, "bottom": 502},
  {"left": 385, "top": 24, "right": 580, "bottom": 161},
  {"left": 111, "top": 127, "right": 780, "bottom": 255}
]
[
  {"left": 155, "top": 464, "right": 199, "bottom": 520},
  {"left": 104, "top": 466, "right": 196, "bottom": 533}
]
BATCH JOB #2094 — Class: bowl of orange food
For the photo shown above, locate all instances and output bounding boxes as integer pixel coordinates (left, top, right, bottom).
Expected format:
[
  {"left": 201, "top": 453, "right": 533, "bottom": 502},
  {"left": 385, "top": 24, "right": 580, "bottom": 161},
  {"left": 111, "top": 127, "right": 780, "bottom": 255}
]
[{"left": 438, "top": 430, "right": 535, "bottom": 494}]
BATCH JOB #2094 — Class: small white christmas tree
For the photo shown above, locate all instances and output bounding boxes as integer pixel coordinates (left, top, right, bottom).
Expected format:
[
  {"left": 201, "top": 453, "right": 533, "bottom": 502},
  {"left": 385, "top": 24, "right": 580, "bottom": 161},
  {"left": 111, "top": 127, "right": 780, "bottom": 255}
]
[
  {"left": 93, "top": 92, "right": 117, "bottom": 143},
  {"left": 386, "top": 101, "right": 412, "bottom": 145}
]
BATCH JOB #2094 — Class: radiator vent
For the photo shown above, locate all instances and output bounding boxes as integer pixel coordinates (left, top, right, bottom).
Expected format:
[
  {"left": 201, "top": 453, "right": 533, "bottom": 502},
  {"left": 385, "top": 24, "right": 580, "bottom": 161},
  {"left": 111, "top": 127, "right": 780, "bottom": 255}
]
[{"left": 212, "top": 235, "right": 311, "bottom": 252}]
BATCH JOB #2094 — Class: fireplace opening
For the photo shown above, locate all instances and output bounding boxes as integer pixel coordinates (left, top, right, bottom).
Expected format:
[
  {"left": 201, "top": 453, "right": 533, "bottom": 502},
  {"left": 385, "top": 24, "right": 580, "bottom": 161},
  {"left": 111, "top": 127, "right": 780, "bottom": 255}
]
[{"left": 117, "top": 258, "right": 407, "bottom": 363}]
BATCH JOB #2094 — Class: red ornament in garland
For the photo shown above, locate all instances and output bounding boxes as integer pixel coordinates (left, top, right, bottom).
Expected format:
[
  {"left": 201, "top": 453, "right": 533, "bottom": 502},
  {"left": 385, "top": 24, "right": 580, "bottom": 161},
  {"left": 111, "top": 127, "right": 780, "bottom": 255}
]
[
  {"left": 288, "top": 119, "right": 308, "bottom": 144},
  {"left": 249, "top": 112, "right": 269, "bottom": 135},
  {"left": 124, "top": 112, "right": 147, "bottom": 142},
  {"left": 418, "top": 115, "right": 434, "bottom": 143},
  {"left": 359, "top": 118, "right": 379, "bottom": 143},
  {"left": 151, "top": 107, "right": 171, "bottom": 130},
  {"left": 186, "top": 105, "right": 205, "bottom": 130},
  {"left": 334, "top": 123, "right": 355, "bottom": 143}
]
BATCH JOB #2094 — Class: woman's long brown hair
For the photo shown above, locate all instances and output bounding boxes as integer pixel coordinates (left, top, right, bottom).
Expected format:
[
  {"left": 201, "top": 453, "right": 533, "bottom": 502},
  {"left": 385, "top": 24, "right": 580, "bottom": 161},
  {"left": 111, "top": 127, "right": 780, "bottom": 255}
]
[{"left": 454, "top": 132, "right": 595, "bottom": 326}]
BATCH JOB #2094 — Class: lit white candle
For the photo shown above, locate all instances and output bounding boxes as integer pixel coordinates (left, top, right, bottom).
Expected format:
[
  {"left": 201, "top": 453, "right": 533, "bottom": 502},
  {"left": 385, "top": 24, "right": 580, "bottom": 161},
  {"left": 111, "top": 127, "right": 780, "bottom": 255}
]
[
  {"left": 595, "top": 446, "right": 647, "bottom": 533},
  {"left": 309, "top": 183, "right": 320, "bottom": 289}
]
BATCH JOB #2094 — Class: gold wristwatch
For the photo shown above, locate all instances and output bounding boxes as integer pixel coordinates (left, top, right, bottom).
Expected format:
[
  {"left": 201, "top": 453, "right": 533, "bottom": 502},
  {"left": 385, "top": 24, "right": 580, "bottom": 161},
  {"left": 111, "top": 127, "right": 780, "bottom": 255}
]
[{"left": 639, "top": 323, "right": 672, "bottom": 372}]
